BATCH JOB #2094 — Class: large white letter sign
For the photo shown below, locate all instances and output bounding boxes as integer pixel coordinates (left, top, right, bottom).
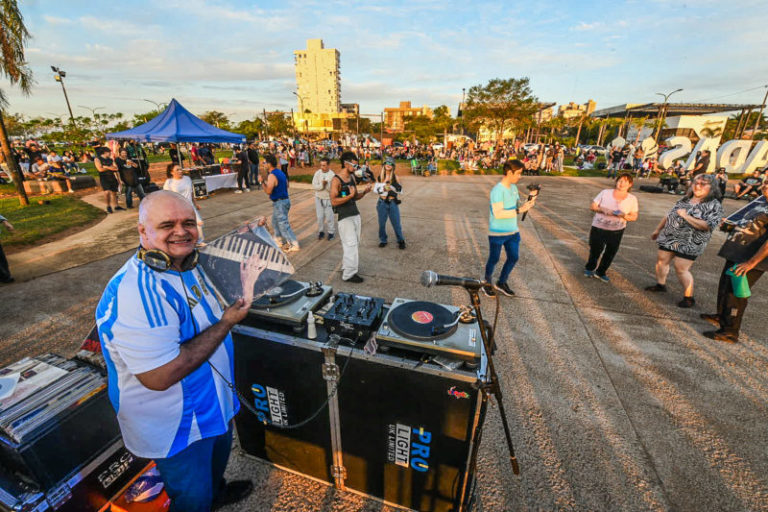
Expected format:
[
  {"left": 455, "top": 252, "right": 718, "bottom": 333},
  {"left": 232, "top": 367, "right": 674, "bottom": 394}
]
[
  {"left": 716, "top": 140, "right": 753, "bottom": 174},
  {"left": 741, "top": 141, "right": 768, "bottom": 174},
  {"left": 684, "top": 138, "right": 719, "bottom": 172},
  {"left": 660, "top": 136, "right": 692, "bottom": 169}
]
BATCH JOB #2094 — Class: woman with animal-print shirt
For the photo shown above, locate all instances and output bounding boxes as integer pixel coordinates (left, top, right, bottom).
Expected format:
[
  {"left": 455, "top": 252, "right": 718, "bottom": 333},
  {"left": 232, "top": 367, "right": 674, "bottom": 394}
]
[{"left": 645, "top": 173, "right": 723, "bottom": 308}]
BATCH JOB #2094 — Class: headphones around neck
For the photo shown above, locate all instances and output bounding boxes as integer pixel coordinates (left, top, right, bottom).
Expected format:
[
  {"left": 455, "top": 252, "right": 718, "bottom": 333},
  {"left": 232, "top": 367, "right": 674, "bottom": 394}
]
[{"left": 137, "top": 246, "right": 199, "bottom": 273}]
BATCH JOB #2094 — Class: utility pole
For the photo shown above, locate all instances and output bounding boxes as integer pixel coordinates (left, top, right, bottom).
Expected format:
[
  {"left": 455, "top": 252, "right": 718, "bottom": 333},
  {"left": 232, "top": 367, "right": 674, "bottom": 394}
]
[
  {"left": 654, "top": 88, "right": 683, "bottom": 142},
  {"left": 51, "top": 66, "right": 76, "bottom": 127},
  {"left": 751, "top": 85, "right": 768, "bottom": 138}
]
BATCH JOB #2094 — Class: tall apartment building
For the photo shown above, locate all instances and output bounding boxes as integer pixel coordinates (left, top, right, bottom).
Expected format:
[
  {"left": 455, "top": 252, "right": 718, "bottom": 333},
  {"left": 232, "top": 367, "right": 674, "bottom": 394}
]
[{"left": 294, "top": 39, "right": 341, "bottom": 114}]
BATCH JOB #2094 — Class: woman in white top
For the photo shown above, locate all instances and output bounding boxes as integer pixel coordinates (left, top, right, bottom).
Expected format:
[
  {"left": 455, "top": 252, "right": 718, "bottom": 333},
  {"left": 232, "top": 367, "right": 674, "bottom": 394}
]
[
  {"left": 584, "top": 172, "right": 639, "bottom": 282},
  {"left": 163, "top": 163, "right": 204, "bottom": 243}
]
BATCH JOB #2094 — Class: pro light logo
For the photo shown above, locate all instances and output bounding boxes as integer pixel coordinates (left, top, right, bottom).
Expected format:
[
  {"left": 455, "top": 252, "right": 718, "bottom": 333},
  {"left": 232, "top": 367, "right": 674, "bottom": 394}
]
[
  {"left": 387, "top": 424, "right": 433, "bottom": 472},
  {"left": 251, "top": 383, "right": 288, "bottom": 426}
]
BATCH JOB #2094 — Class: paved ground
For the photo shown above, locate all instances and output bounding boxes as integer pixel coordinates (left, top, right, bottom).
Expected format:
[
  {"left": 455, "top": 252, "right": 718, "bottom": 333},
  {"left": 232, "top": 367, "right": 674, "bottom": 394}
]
[{"left": 1, "top": 176, "right": 767, "bottom": 511}]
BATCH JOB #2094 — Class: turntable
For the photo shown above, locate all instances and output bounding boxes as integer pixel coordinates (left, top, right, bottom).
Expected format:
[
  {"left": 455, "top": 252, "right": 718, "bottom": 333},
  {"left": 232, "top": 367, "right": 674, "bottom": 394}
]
[
  {"left": 248, "top": 279, "right": 332, "bottom": 329},
  {"left": 375, "top": 298, "right": 482, "bottom": 362}
]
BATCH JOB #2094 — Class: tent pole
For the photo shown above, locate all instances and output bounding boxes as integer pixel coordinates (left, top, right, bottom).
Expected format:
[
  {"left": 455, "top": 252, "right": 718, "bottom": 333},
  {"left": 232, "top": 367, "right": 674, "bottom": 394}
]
[{"left": 176, "top": 144, "right": 183, "bottom": 171}]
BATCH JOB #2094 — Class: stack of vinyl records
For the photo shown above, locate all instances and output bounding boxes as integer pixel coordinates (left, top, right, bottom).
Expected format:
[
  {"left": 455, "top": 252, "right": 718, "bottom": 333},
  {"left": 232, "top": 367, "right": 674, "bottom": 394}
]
[{"left": 0, "top": 354, "right": 106, "bottom": 445}]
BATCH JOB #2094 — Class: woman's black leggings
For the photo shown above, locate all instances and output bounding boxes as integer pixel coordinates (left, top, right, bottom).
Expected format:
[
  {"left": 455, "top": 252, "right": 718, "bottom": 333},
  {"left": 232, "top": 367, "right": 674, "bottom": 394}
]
[{"left": 586, "top": 226, "right": 625, "bottom": 276}]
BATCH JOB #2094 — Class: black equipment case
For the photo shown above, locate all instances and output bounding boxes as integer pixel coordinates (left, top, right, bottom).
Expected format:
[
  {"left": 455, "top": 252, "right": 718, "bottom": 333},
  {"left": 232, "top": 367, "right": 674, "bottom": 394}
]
[{"left": 232, "top": 324, "right": 488, "bottom": 512}]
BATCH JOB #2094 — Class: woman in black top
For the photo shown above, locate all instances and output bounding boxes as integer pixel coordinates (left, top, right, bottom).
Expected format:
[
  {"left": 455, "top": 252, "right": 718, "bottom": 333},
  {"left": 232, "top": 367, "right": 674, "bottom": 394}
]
[{"left": 375, "top": 159, "right": 405, "bottom": 249}]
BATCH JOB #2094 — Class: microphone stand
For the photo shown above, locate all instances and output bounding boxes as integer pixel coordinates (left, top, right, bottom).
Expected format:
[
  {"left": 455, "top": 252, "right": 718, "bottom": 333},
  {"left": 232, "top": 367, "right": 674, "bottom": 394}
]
[{"left": 465, "top": 286, "right": 520, "bottom": 479}]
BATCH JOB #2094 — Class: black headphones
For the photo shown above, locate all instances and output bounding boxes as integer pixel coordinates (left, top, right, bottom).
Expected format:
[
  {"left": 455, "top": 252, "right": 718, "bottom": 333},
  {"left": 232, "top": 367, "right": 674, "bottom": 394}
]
[{"left": 137, "top": 246, "right": 199, "bottom": 273}]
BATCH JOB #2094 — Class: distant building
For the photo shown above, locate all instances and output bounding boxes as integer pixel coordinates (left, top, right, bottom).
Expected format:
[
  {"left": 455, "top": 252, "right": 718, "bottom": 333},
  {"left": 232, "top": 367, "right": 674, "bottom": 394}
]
[
  {"left": 534, "top": 106, "right": 554, "bottom": 124},
  {"left": 340, "top": 103, "right": 359, "bottom": 115},
  {"left": 626, "top": 115, "right": 729, "bottom": 145},
  {"left": 294, "top": 39, "right": 341, "bottom": 114},
  {"left": 292, "top": 111, "right": 355, "bottom": 136},
  {"left": 558, "top": 99, "right": 596, "bottom": 119},
  {"left": 383, "top": 101, "right": 433, "bottom": 132}
]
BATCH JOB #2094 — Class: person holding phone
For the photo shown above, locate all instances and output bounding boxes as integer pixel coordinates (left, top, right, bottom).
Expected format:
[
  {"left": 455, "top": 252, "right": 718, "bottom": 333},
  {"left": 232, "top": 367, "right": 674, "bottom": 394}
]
[
  {"left": 311, "top": 158, "right": 336, "bottom": 241},
  {"left": 584, "top": 172, "right": 639, "bottom": 282}
]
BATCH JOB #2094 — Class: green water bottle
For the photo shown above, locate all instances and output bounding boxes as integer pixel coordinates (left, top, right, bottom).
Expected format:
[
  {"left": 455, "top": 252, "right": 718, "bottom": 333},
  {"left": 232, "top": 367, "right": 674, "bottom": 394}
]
[{"left": 726, "top": 266, "right": 751, "bottom": 299}]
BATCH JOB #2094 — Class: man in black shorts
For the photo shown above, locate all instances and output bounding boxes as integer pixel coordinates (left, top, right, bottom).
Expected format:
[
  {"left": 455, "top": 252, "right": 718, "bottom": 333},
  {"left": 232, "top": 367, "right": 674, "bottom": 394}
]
[{"left": 95, "top": 147, "right": 123, "bottom": 213}]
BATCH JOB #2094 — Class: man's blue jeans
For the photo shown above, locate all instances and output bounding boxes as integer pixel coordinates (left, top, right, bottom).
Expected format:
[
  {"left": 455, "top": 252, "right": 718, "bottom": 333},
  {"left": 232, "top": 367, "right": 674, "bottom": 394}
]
[
  {"left": 124, "top": 184, "right": 145, "bottom": 208},
  {"left": 248, "top": 163, "right": 259, "bottom": 188},
  {"left": 153, "top": 423, "right": 233, "bottom": 512},
  {"left": 484, "top": 233, "right": 521, "bottom": 284},
  {"left": 272, "top": 198, "right": 297, "bottom": 244},
  {"left": 376, "top": 200, "right": 404, "bottom": 243}
]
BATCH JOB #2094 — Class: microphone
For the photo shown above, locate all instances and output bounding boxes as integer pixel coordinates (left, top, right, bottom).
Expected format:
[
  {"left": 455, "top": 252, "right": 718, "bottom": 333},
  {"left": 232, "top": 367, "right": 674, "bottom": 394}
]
[{"left": 420, "top": 270, "right": 484, "bottom": 290}]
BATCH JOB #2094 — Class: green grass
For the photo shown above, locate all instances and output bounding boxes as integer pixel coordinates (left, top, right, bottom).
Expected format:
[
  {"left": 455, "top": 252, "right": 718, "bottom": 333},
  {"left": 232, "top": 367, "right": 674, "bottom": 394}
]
[
  {"left": 0, "top": 195, "right": 104, "bottom": 248},
  {"left": 290, "top": 174, "right": 314, "bottom": 184}
]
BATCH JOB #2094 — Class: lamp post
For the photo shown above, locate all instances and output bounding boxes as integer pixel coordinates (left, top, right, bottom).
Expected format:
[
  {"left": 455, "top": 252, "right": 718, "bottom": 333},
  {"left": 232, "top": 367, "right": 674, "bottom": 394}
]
[
  {"left": 51, "top": 66, "right": 76, "bottom": 127},
  {"left": 292, "top": 92, "right": 307, "bottom": 134},
  {"left": 654, "top": 88, "right": 683, "bottom": 142},
  {"left": 78, "top": 105, "right": 104, "bottom": 119},
  {"left": 143, "top": 99, "right": 167, "bottom": 111},
  {"left": 750, "top": 85, "right": 768, "bottom": 138}
]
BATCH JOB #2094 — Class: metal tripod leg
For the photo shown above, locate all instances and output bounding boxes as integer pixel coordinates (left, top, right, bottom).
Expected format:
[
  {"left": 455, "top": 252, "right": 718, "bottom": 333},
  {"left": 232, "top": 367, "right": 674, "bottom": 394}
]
[
  {"left": 466, "top": 288, "right": 520, "bottom": 476},
  {"left": 322, "top": 342, "right": 347, "bottom": 489}
]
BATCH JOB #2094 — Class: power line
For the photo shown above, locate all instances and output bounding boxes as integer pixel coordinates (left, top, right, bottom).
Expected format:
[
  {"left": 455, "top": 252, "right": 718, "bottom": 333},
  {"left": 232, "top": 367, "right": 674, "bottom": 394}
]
[{"left": 690, "top": 84, "right": 768, "bottom": 104}]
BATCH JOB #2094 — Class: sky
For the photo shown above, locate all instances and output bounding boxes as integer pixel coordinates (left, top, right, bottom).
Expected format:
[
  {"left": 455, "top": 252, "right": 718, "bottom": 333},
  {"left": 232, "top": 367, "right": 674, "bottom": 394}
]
[{"left": 6, "top": 0, "right": 768, "bottom": 123}]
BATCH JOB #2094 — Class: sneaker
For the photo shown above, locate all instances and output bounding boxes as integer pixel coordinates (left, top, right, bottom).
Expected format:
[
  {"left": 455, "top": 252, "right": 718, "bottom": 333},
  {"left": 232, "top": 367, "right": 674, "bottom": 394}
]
[
  {"left": 699, "top": 313, "right": 720, "bottom": 327},
  {"left": 495, "top": 281, "right": 515, "bottom": 296},
  {"left": 677, "top": 296, "right": 695, "bottom": 308},
  {"left": 702, "top": 329, "right": 739, "bottom": 343},
  {"left": 595, "top": 274, "right": 610, "bottom": 283},
  {"left": 285, "top": 243, "right": 300, "bottom": 253},
  {"left": 115, "top": 206, "right": 125, "bottom": 211},
  {"left": 644, "top": 283, "right": 667, "bottom": 292},
  {"left": 212, "top": 480, "right": 254, "bottom": 511},
  {"left": 584, "top": 269, "right": 595, "bottom": 278},
  {"left": 318, "top": 232, "right": 325, "bottom": 240},
  {"left": 234, "top": 189, "right": 243, "bottom": 194},
  {"left": 327, "top": 233, "right": 335, "bottom": 241},
  {"left": 67, "top": 190, "right": 75, "bottom": 193},
  {"left": 244, "top": 188, "right": 250, "bottom": 192},
  {"left": 106, "top": 206, "right": 113, "bottom": 213},
  {"left": 481, "top": 283, "right": 496, "bottom": 297},
  {"left": 0, "top": 278, "right": 14, "bottom": 284},
  {"left": 343, "top": 273, "right": 364, "bottom": 283},
  {"left": 378, "top": 242, "right": 387, "bottom": 248},
  {"left": 398, "top": 240, "right": 406, "bottom": 250}
]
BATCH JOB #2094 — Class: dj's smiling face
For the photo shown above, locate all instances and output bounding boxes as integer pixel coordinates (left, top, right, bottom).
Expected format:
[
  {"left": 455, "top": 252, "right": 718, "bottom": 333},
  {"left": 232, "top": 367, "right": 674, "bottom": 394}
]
[{"left": 138, "top": 193, "right": 198, "bottom": 268}]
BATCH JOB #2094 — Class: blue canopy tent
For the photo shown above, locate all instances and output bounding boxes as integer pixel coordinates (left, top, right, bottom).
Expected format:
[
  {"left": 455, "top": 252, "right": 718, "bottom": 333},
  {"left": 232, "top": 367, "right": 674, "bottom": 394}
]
[{"left": 106, "top": 98, "right": 245, "bottom": 144}]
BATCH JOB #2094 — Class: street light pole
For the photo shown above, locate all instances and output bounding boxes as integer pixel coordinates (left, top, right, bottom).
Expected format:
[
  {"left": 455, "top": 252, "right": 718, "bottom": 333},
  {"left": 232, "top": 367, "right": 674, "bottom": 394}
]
[
  {"left": 654, "top": 88, "right": 683, "bottom": 142},
  {"left": 750, "top": 85, "right": 768, "bottom": 138},
  {"left": 51, "top": 66, "right": 76, "bottom": 127}
]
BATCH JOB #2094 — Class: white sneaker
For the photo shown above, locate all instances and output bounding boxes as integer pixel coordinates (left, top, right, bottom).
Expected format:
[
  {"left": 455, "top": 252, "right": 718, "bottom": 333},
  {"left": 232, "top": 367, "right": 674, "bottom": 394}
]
[
  {"left": 234, "top": 189, "right": 243, "bottom": 194},
  {"left": 244, "top": 188, "right": 251, "bottom": 192},
  {"left": 286, "top": 243, "right": 300, "bottom": 253}
]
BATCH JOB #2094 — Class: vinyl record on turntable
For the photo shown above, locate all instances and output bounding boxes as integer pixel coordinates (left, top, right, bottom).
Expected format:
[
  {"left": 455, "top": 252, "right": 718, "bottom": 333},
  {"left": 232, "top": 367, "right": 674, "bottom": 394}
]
[
  {"left": 252, "top": 279, "right": 307, "bottom": 309},
  {"left": 388, "top": 301, "right": 458, "bottom": 341}
]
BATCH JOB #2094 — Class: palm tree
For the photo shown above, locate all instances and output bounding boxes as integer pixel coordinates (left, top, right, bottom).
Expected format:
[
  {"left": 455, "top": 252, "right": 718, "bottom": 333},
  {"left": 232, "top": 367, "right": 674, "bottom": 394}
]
[{"left": 0, "top": 0, "right": 33, "bottom": 206}]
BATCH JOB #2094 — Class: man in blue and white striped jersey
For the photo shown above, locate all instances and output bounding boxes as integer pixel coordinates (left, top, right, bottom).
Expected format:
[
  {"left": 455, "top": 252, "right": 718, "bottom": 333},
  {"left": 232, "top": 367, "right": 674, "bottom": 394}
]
[{"left": 96, "top": 190, "right": 260, "bottom": 512}]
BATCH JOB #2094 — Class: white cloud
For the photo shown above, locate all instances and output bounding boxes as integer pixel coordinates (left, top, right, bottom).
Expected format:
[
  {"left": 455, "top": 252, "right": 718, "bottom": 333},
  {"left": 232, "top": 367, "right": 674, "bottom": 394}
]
[{"left": 572, "top": 21, "right": 603, "bottom": 31}]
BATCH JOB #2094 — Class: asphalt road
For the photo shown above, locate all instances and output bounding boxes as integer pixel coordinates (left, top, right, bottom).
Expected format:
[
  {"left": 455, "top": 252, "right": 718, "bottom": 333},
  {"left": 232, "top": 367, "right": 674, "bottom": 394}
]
[{"left": 1, "top": 175, "right": 766, "bottom": 511}]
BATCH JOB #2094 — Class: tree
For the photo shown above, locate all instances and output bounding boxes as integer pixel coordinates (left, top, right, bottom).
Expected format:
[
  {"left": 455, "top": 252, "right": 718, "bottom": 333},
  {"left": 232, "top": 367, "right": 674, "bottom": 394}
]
[
  {"left": 0, "top": 0, "right": 33, "bottom": 206},
  {"left": 432, "top": 105, "right": 454, "bottom": 139},
  {"left": 200, "top": 111, "right": 230, "bottom": 130},
  {"left": 234, "top": 118, "right": 265, "bottom": 140},
  {"left": 133, "top": 109, "right": 163, "bottom": 126},
  {"left": 265, "top": 112, "right": 292, "bottom": 137},
  {"left": 463, "top": 77, "right": 539, "bottom": 143}
]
